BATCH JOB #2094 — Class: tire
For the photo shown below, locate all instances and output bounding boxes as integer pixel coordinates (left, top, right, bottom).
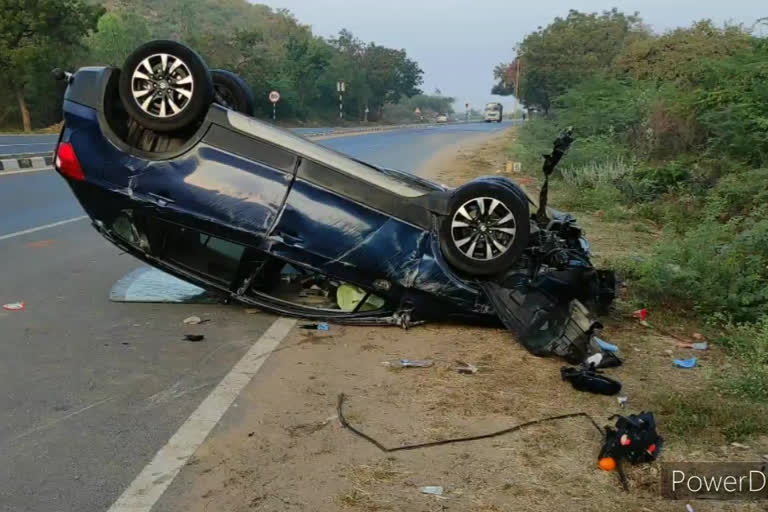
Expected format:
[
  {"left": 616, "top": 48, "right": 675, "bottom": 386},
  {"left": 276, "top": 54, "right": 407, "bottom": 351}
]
[
  {"left": 212, "top": 69, "right": 255, "bottom": 116},
  {"left": 119, "top": 40, "right": 213, "bottom": 133},
  {"left": 439, "top": 179, "right": 529, "bottom": 276}
]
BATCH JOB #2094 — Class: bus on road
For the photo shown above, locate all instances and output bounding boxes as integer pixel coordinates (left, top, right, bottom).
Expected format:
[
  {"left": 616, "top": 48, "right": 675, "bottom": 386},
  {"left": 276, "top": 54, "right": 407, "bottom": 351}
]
[{"left": 484, "top": 102, "right": 503, "bottom": 122}]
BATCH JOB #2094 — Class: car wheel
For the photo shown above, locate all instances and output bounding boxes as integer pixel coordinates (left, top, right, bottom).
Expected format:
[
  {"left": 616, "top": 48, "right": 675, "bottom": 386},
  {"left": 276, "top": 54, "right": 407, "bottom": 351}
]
[
  {"left": 118, "top": 40, "right": 213, "bottom": 133},
  {"left": 212, "top": 69, "right": 255, "bottom": 116},
  {"left": 439, "top": 180, "right": 529, "bottom": 276}
]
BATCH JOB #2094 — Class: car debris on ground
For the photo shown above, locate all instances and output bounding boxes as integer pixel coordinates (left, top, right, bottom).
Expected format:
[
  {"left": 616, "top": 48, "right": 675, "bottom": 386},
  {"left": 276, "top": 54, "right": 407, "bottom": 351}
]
[
  {"left": 2, "top": 301, "right": 25, "bottom": 311},
  {"left": 597, "top": 412, "right": 663, "bottom": 490},
  {"left": 594, "top": 337, "right": 619, "bottom": 352},
  {"left": 673, "top": 357, "right": 697, "bottom": 369},
  {"left": 300, "top": 322, "right": 329, "bottom": 331},
  {"left": 419, "top": 486, "right": 444, "bottom": 496},
  {"left": 183, "top": 315, "right": 203, "bottom": 325},
  {"left": 382, "top": 359, "right": 434, "bottom": 368},
  {"left": 455, "top": 361, "right": 478, "bottom": 374},
  {"left": 678, "top": 341, "right": 708, "bottom": 350},
  {"left": 183, "top": 334, "right": 205, "bottom": 342},
  {"left": 560, "top": 366, "right": 622, "bottom": 395}
]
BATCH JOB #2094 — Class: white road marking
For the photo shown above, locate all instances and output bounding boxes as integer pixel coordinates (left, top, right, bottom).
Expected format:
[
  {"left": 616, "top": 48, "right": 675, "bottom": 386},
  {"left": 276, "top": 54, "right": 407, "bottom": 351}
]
[
  {"left": 0, "top": 166, "right": 54, "bottom": 176},
  {"left": 107, "top": 317, "right": 297, "bottom": 512},
  {"left": 0, "top": 215, "right": 88, "bottom": 241}
]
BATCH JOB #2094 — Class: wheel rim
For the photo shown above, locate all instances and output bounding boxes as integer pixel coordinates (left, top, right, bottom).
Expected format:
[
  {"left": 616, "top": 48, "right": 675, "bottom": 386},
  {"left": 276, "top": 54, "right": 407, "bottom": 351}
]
[
  {"left": 131, "top": 53, "right": 194, "bottom": 118},
  {"left": 451, "top": 196, "right": 517, "bottom": 261}
]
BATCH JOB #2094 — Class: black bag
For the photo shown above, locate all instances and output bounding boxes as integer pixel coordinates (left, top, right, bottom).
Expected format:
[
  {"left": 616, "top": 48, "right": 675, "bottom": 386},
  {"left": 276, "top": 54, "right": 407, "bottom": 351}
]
[
  {"left": 560, "top": 366, "right": 622, "bottom": 395},
  {"left": 599, "top": 412, "right": 663, "bottom": 464}
]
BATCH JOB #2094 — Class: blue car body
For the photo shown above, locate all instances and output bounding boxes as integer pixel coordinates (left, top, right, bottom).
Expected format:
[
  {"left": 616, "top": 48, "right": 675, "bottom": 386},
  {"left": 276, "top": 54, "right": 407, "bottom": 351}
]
[{"left": 56, "top": 66, "right": 615, "bottom": 362}]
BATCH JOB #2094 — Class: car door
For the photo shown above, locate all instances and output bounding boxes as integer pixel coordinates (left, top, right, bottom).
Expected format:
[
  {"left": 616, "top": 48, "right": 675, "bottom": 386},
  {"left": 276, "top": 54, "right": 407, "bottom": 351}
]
[{"left": 131, "top": 127, "right": 298, "bottom": 237}]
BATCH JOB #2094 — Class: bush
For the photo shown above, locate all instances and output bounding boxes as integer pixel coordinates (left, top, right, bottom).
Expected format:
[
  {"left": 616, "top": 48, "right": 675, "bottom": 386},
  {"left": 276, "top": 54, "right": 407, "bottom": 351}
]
[
  {"left": 693, "top": 39, "right": 768, "bottom": 167},
  {"left": 718, "top": 318, "right": 768, "bottom": 402},
  {"left": 625, "top": 218, "right": 768, "bottom": 322},
  {"left": 703, "top": 168, "right": 768, "bottom": 221},
  {"left": 559, "top": 154, "right": 635, "bottom": 188},
  {"left": 554, "top": 76, "right": 658, "bottom": 144},
  {"left": 634, "top": 158, "right": 692, "bottom": 194},
  {"left": 507, "top": 119, "right": 559, "bottom": 172}
]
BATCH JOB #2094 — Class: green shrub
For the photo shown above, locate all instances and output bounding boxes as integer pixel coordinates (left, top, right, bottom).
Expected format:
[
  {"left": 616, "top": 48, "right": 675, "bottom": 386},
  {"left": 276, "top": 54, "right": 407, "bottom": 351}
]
[
  {"left": 703, "top": 168, "right": 768, "bottom": 221},
  {"left": 624, "top": 218, "right": 768, "bottom": 322},
  {"left": 507, "top": 119, "right": 559, "bottom": 172},
  {"left": 634, "top": 159, "right": 692, "bottom": 194},
  {"left": 555, "top": 181, "right": 626, "bottom": 213},
  {"left": 559, "top": 154, "right": 635, "bottom": 188},
  {"left": 693, "top": 39, "right": 768, "bottom": 168},
  {"left": 717, "top": 318, "right": 768, "bottom": 402}
]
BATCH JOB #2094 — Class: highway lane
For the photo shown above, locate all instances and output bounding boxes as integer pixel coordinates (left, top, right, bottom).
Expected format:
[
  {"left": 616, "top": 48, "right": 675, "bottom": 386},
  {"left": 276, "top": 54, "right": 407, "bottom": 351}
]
[
  {"left": 0, "top": 121, "right": 511, "bottom": 512},
  {"left": 0, "top": 134, "right": 59, "bottom": 156},
  {"left": 0, "top": 122, "right": 509, "bottom": 156}
]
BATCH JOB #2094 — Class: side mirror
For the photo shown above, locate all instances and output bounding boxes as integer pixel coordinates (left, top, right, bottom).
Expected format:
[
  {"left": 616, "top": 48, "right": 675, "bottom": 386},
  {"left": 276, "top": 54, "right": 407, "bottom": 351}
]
[{"left": 51, "top": 68, "right": 73, "bottom": 83}]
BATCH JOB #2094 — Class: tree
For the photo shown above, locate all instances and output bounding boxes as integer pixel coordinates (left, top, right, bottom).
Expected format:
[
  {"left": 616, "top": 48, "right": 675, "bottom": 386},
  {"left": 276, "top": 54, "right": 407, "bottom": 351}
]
[
  {"left": 0, "top": 0, "right": 103, "bottom": 131},
  {"left": 85, "top": 11, "right": 150, "bottom": 67},
  {"left": 615, "top": 20, "right": 752, "bottom": 84},
  {"left": 492, "top": 9, "right": 648, "bottom": 113}
]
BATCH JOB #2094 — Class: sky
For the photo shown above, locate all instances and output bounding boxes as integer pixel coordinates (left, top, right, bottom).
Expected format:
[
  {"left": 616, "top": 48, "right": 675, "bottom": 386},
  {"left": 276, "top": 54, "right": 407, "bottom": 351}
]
[{"left": 258, "top": 0, "right": 764, "bottom": 113}]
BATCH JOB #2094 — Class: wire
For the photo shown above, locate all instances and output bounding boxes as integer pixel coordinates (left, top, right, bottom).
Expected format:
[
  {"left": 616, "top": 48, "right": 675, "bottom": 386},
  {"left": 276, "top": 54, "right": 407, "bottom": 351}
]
[{"left": 336, "top": 393, "right": 603, "bottom": 452}]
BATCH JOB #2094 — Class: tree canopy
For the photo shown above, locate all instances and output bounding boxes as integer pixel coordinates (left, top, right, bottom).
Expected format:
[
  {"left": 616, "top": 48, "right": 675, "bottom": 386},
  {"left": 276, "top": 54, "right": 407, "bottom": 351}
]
[
  {"left": 0, "top": 0, "right": 103, "bottom": 131},
  {"left": 0, "top": 0, "right": 425, "bottom": 131},
  {"left": 492, "top": 8, "right": 647, "bottom": 112}
]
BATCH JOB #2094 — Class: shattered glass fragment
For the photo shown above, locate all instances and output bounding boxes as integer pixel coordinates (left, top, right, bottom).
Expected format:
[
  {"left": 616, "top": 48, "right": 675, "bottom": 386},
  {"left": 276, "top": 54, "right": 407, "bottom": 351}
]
[{"left": 110, "top": 266, "right": 219, "bottom": 304}]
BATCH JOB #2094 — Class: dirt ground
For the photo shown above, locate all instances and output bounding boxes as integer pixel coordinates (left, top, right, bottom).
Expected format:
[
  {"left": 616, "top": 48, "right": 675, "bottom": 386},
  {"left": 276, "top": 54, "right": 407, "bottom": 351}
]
[{"left": 170, "top": 128, "right": 767, "bottom": 512}]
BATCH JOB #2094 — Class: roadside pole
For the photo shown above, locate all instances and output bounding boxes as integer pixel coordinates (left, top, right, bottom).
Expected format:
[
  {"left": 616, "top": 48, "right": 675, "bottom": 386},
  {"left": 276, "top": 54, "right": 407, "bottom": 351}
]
[
  {"left": 465, "top": 102, "right": 469, "bottom": 123},
  {"left": 337, "top": 80, "right": 345, "bottom": 120},
  {"left": 269, "top": 90, "right": 280, "bottom": 121}
]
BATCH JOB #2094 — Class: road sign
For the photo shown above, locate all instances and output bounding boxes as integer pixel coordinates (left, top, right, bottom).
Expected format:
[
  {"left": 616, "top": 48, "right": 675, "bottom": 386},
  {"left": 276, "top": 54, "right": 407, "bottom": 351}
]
[
  {"left": 336, "top": 81, "right": 346, "bottom": 93},
  {"left": 269, "top": 91, "right": 280, "bottom": 103}
]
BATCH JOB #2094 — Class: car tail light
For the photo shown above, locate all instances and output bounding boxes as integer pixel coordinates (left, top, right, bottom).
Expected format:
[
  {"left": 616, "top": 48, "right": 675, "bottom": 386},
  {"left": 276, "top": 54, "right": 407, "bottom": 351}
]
[{"left": 54, "top": 142, "right": 85, "bottom": 181}]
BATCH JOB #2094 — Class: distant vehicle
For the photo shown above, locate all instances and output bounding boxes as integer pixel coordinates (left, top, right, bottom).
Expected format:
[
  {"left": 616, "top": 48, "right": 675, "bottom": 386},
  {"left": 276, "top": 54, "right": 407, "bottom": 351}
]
[
  {"left": 484, "top": 102, "right": 503, "bottom": 123},
  {"left": 435, "top": 114, "right": 448, "bottom": 123}
]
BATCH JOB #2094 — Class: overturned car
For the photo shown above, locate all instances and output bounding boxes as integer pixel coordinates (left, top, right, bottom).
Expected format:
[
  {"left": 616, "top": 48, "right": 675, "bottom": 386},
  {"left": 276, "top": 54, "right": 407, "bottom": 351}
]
[{"left": 53, "top": 40, "right": 616, "bottom": 363}]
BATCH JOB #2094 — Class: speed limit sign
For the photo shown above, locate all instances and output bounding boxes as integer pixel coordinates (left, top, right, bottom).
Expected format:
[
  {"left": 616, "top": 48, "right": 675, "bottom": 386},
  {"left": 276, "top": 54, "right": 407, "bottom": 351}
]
[{"left": 268, "top": 91, "right": 280, "bottom": 103}]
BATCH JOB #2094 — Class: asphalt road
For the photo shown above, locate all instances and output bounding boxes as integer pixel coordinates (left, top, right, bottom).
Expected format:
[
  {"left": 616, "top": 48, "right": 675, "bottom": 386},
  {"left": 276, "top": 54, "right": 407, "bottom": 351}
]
[
  {"left": 0, "top": 122, "right": 503, "bottom": 156},
  {"left": 0, "top": 134, "right": 59, "bottom": 156},
  {"left": 0, "top": 120, "right": 511, "bottom": 511}
]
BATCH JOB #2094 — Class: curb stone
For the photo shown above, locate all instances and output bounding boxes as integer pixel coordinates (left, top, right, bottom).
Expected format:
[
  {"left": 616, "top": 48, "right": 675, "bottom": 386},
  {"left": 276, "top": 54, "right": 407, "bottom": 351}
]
[{"left": 0, "top": 153, "right": 53, "bottom": 172}]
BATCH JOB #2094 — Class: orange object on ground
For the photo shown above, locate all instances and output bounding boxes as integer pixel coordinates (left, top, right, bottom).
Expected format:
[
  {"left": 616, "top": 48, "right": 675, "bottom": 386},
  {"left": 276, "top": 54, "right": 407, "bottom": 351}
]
[{"left": 598, "top": 457, "right": 616, "bottom": 471}]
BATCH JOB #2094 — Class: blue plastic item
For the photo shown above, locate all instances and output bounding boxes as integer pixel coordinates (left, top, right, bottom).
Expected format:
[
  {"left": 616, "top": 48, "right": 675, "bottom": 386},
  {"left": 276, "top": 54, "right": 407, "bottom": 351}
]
[
  {"left": 673, "top": 357, "right": 697, "bottom": 369},
  {"left": 594, "top": 337, "right": 619, "bottom": 353}
]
